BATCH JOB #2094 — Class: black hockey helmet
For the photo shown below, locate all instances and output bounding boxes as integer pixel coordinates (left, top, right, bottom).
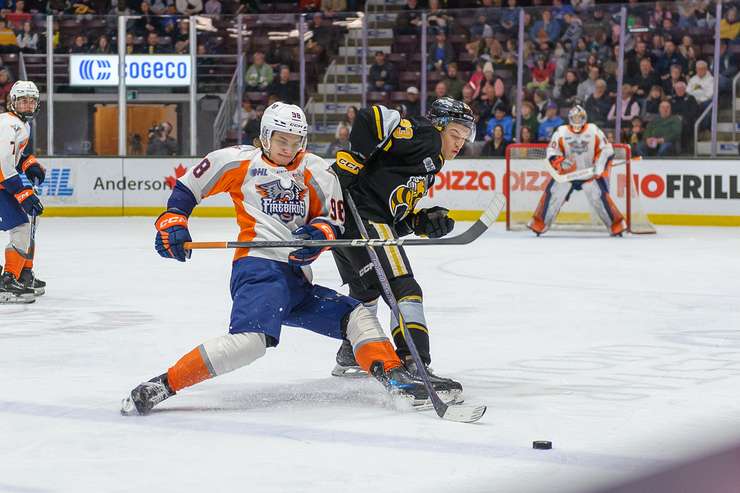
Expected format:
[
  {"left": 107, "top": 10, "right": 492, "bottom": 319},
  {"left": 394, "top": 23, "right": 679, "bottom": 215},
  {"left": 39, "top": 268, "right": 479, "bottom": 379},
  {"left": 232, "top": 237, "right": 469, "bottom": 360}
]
[{"left": 427, "top": 97, "right": 476, "bottom": 142}]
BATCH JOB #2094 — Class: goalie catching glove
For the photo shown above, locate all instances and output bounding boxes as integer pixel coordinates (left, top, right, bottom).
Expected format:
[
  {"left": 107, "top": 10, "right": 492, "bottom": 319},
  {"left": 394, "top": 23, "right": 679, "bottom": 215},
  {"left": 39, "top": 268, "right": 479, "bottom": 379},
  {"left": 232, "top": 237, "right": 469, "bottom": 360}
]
[
  {"left": 409, "top": 206, "right": 454, "bottom": 238},
  {"left": 155, "top": 209, "right": 192, "bottom": 262}
]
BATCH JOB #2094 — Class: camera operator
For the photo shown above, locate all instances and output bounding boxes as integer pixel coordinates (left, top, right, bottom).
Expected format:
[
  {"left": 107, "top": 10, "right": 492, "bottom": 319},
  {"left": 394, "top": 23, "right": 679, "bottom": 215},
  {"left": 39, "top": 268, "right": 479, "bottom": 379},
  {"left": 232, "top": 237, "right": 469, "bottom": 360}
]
[{"left": 146, "top": 121, "right": 178, "bottom": 156}]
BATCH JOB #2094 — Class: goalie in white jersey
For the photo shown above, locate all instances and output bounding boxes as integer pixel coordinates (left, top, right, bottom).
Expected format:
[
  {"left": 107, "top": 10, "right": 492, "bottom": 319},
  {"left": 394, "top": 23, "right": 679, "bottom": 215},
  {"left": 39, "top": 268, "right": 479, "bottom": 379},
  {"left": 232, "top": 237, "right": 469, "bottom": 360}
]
[
  {"left": 528, "top": 105, "right": 627, "bottom": 236},
  {"left": 122, "top": 102, "right": 436, "bottom": 416}
]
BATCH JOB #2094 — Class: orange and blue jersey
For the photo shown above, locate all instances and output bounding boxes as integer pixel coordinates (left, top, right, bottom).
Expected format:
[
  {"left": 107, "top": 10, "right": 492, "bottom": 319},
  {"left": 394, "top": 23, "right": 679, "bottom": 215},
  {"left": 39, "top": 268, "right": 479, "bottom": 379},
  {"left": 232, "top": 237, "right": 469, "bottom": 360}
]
[{"left": 167, "top": 145, "right": 345, "bottom": 263}]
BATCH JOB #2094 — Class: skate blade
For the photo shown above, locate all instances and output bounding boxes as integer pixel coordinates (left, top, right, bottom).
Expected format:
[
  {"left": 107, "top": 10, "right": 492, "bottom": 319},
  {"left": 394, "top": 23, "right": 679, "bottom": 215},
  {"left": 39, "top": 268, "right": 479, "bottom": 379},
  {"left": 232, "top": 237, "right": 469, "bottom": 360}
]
[
  {"left": 331, "top": 364, "right": 369, "bottom": 378},
  {"left": 0, "top": 293, "right": 36, "bottom": 304},
  {"left": 33, "top": 287, "right": 45, "bottom": 296},
  {"left": 120, "top": 396, "right": 140, "bottom": 416}
]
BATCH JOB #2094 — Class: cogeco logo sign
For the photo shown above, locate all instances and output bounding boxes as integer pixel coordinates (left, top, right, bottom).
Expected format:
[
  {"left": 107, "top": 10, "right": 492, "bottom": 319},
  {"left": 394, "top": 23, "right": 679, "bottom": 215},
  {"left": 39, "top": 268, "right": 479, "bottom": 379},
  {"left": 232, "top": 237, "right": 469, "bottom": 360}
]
[{"left": 70, "top": 55, "right": 192, "bottom": 87}]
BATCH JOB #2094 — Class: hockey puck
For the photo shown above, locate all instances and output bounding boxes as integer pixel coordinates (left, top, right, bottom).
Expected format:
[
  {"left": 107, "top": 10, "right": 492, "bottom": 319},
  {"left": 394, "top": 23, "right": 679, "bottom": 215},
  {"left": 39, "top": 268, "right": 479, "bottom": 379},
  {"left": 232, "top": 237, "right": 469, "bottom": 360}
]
[{"left": 533, "top": 441, "right": 552, "bottom": 450}]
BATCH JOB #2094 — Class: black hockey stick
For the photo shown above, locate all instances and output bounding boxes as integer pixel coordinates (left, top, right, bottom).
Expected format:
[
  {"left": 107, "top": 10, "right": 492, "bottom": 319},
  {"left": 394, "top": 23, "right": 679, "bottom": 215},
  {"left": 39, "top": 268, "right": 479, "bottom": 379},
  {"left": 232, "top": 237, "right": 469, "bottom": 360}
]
[
  {"left": 344, "top": 192, "right": 488, "bottom": 423},
  {"left": 183, "top": 193, "right": 505, "bottom": 252}
]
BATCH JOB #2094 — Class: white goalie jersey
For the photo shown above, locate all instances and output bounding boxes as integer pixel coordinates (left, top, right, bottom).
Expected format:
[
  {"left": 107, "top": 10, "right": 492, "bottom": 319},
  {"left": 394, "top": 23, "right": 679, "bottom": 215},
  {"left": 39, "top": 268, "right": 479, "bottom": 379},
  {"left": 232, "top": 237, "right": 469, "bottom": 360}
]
[{"left": 545, "top": 123, "right": 614, "bottom": 177}]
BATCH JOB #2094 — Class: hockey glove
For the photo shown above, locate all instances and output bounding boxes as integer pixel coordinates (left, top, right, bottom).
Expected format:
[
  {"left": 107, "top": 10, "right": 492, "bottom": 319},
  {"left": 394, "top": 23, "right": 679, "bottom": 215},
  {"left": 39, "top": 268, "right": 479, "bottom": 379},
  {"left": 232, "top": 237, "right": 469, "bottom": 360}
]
[
  {"left": 550, "top": 156, "right": 575, "bottom": 175},
  {"left": 155, "top": 209, "right": 192, "bottom": 262},
  {"left": 14, "top": 187, "right": 44, "bottom": 217},
  {"left": 288, "top": 220, "right": 338, "bottom": 267},
  {"left": 411, "top": 207, "right": 454, "bottom": 238},
  {"left": 21, "top": 155, "right": 46, "bottom": 186}
]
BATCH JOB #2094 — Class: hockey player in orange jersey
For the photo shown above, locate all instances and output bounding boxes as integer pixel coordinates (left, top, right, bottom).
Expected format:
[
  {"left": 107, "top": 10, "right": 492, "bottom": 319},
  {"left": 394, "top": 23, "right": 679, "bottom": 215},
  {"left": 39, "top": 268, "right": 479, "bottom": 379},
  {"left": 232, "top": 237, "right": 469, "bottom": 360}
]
[
  {"left": 121, "top": 102, "right": 435, "bottom": 415},
  {"left": 528, "top": 105, "right": 627, "bottom": 236}
]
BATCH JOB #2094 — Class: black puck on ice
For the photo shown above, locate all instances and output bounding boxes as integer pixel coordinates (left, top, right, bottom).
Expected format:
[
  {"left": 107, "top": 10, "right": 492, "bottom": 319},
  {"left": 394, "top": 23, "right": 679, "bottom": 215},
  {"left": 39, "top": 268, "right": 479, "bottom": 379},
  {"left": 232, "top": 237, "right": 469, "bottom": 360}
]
[{"left": 533, "top": 440, "right": 552, "bottom": 450}]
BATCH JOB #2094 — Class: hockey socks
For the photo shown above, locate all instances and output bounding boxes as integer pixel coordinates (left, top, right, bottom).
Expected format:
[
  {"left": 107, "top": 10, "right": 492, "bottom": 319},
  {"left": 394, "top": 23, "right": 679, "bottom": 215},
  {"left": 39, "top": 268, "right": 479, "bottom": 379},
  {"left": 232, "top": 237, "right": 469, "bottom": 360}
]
[{"left": 390, "top": 296, "right": 430, "bottom": 365}]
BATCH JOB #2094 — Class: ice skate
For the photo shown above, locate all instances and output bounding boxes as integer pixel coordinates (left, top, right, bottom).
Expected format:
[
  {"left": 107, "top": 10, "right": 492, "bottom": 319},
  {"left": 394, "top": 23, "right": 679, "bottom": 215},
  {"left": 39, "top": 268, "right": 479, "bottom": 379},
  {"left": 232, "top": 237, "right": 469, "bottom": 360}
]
[
  {"left": 370, "top": 361, "right": 432, "bottom": 406},
  {"left": 19, "top": 268, "right": 45, "bottom": 296},
  {"left": 404, "top": 357, "right": 464, "bottom": 401},
  {"left": 331, "top": 339, "right": 368, "bottom": 378},
  {"left": 121, "top": 374, "right": 175, "bottom": 416},
  {"left": 0, "top": 271, "right": 35, "bottom": 304}
]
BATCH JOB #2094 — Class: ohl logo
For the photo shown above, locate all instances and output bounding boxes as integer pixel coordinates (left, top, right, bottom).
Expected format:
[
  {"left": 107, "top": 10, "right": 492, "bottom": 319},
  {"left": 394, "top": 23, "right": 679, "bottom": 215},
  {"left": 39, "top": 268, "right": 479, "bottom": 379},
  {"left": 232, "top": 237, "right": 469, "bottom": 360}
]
[
  {"left": 256, "top": 179, "right": 307, "bottom": 223},
  {"left": 79, "top": 59, "right": 113, "bottom": 81},
  {"left": 389, "top": 175, "right": 428, "bottom": 221},
  {"left": 22, "top": 168, "right": 74, "bottom": 196}
]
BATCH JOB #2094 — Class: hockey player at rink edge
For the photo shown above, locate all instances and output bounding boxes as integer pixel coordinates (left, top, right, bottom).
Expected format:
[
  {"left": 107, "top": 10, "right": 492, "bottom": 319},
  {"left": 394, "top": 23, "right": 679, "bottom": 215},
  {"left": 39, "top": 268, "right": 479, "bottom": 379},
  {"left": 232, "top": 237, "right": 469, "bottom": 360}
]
[
  {"left": 0, "top": 80, "right": 46, "bottom": 304},
  {"left": 528, "top": 105, "right": 627, "bottom": 236},
  {"left": 121, "top": 102, "right": 447, "bottom": 416},
  {"left": 329, "top": 97, "right": 476, "bottom": 397}
]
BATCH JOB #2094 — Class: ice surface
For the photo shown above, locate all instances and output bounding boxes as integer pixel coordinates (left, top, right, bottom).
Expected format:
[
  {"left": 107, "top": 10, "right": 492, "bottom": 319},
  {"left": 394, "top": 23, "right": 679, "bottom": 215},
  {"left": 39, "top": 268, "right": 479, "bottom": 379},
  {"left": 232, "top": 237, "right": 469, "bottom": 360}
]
[{"left": 2, "top": 218, "right": 740, "bottom": 493}]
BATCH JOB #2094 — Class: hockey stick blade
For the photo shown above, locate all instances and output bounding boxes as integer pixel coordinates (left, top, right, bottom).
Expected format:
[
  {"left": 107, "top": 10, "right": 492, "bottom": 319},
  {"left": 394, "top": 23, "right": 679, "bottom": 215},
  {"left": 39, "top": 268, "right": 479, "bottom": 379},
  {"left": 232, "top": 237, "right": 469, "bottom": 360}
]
[
  {"left": 442, "top": 403, "right": 487, "bottom": 423},
  {"left": 183, "top": 192, "right": 506, "bottom": 251}
]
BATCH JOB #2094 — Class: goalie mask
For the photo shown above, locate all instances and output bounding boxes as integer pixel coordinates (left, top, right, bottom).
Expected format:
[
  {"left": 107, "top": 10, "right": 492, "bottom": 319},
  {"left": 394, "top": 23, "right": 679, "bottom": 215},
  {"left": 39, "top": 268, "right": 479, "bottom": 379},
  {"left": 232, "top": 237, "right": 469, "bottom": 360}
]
[
  {"left": 259, "top": 102, "right": 308, "bottom": 158},
  {"left": 8, "top": 80, "right": 40, "bottom": 122},
  {"left": 427, "top": 97, "right": 477, "bottom": 142},
  {"left": 568, "top": 105, "right": 587, "bottom": 133}
]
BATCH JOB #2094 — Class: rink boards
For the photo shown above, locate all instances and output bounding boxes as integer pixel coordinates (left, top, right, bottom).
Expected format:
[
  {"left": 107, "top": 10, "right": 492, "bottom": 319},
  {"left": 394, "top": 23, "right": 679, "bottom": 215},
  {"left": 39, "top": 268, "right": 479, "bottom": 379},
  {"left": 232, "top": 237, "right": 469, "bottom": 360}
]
[{"left": 30, "top": 157, "right": 740, "bottom": 226}]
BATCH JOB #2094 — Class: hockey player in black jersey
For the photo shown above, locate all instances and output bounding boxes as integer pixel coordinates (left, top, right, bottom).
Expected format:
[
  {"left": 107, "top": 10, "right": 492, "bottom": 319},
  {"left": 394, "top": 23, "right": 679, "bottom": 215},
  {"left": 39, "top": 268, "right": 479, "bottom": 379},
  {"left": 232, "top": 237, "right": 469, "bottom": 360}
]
[{"left": 330, "top": 97, "right": 476, "bottom": 396}]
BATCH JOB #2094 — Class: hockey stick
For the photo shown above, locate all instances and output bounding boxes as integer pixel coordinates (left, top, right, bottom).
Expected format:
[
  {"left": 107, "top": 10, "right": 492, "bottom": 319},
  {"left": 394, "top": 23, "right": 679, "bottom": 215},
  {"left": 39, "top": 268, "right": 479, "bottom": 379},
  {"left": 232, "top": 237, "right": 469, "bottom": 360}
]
[
  {"left": 344, "top": 192, "right": 488, "bottom": 423},
  {"left": 28, "top": 179, "right": 40, "bottom": 293},
  {"left": 183, "top": 194, "right": 505, "bottom": 251}
]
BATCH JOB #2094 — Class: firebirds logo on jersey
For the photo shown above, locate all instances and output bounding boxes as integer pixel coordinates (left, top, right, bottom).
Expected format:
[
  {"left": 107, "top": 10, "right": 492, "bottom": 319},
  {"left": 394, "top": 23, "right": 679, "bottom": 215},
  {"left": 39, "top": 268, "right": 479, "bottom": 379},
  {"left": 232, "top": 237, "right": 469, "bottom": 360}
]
[
  {"left": 389, "top": 175, "right": 429, "bottom": 222},
  {"left": 564, "top": 138, "right": 590, "bottom": 155},
  {"left": 256, "top": 179, "right": 308, "bottom": 222}
]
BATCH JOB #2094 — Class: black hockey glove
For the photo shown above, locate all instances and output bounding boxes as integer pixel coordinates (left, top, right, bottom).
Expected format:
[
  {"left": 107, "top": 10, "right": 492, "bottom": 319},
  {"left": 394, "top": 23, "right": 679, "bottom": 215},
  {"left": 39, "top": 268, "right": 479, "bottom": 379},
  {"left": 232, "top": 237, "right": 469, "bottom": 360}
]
[{"left": 411, "top": 207, "right": 454, "bottom": 238}]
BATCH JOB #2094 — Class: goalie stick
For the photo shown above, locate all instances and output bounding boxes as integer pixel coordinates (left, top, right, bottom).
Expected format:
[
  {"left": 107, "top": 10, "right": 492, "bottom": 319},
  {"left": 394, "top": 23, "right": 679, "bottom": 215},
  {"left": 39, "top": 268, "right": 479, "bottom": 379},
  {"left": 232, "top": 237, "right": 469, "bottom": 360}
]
[
  {"left": 546, "top": 158, "right": 631, "bottom": 184},
  {"left": 344, "top": 192, "right": 491, "bottom": 424},
  {"left": 182, "top": 193, "right": 506, "bottom": 252}
]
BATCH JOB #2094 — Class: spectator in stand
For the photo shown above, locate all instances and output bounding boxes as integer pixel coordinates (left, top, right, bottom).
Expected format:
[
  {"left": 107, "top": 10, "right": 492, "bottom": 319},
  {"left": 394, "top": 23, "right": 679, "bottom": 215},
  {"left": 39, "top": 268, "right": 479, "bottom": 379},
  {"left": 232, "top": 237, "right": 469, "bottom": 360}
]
[
  {"left": 470, "top": 11, "right": 493, "bottom": 40},
  {"left": 368, "top": 51, "right": 397, "bottom": 93},
  {"left": 204, "top": 0, "right": 221, "bottom": 16},
  {"left": 311, "top": 13, "right": 339, "bottom": 55},
  {"left": 671, "top": 80, "right": 699, "bottom": 148},
  {"left": 476, "top": 82, "right": 503, "bottom": 138},
  {"left": 15, "top": 21, "right": 38, "bottom": 53},
  {"left": 243, "top": 104, "right": 265, "bottom": 144},
  {"left": 343, "top": 105, "right": 357, "bottom": 131},
  {"left": 0, "top": 68, "right": 13, "bottom": 111},
  {"left": 468, "top": 60, "right": 485, "bottom": 99},
  {"left": 125, "top": 32, "right": 143, "bottom": 54},
  {"left": 555, "top": 69, "right": 579, "bottom": 106},
  {"left": 625, "top": 40, "right": 653, "bottom": 81},
  {"left": 520, "top": 125, "right": 535, "bottom": 144},
  {"left": 428, "top": 29, "right": 454, "bottom": 73},
  {"left": 443, "top": 62, "right": 464, "bottom": 100},
  {"left": 233, "top": 98, "right": 257, "bottom": 131},
  {"left": 538, "top": 102, "right": 564, "bottom": 142},
  {"left": 485, "top": 102, "right": 513, "bottom": 142},
  {"left": 327, "top": 124, "right": 351, "bottom": 157},
  {"left": 527, "top": 54, "right": 555, "bottom": 92},
  {"left": 650, "top": 33, "right": 665, "bottom": 60},
  {"left": 662, "top": 64, "right": 686, "bottom": 97},
  {"left": 461, "top": 84, "right": 480, "bottom": 118},
  {"left": 577, "top": 65, "right": 600, "bottom": 102},
  {"left": 267, "top": 65, "right": 299, "bottom": 105},
  {"left": 481, "top": 124, "right": 509, "bottom": 157},
  {"left": 69, "top": 34, "right": 89, "bottom": 54},
  {"left": 429, "top": 81, "right": 448, "bottom": 107},
  {"left": 608, "top": 84, "right": 640, "bottom": 124},
  {"left": 0, "top": 18, "right": 19, "bottom": 53},
  {"left": 560, "top": 13, "right": 583, "bottom": 49},
  {"left": 500, "top": 0, "right": 519, "bottom": 36},
  {"left": 6, "top": 0, "right": 31, "bottom": 30},
  {"left": 90, "top": 34, "right": 112, "bottom": 54},
  {"left": 713, "top": 40, "right": 739, "bottom": 95},
  {"left": 585, "top": 79, "right": 612, "bottom": 127},
  {"left": 642, "top": 85, "right": 665, "bottom": 122},
  {"left": 530, "top": 10, "right": 560, "bottom": 44},
  {"left": 427, "top": 0, "right": 452, "bottom": 34},
  {"left": 638, "top": 100, "right": 681, "bottom": 156},
  {"left": 404, "top": 86, "right": 421, "bottom": 118},
  {"left": 150, "top": 0, "right": 173, "bottom": 14},
  {"left": 518, "top": 100, "right": 539, "bottom": 139},
  {"left": 533, "top": 88, "right": 550, "bottom": 122},
  {"left": 551, "top": 0, "right": 575, "bottom": 21},
  {"left": 176, "top": 0, "right": 202, "bottom": 15},
  {"left": 631, "top": 58, "right": 660, "bottom": 100},
  {"left": 174, "top": 20, "right": 189, "bottom": 53},
  {"left": 624, "top": 116, "right": 644, "bottom": 156},
  {"left": 135, "top": 1, "right": 160, "bottom": 37},
  {"left": 687, "top": 60, "right": 714, "bottom": 110},
  {"left": 571, "top": 38, "right": 590, "bottom": 71},
  {"left": 678, "top": 35, "right": 694, "bottom": 60},
  {"left": 395, "top": 0, "right": 422, "bottom": 36},
  {"left": 720, "top": 7, "right": 740, "bottom": 41},
  {"left": 656, "top": 39, "right": 688, "bottom": 79},
  {"left": 245, "top": 51, "right": 274, "bottom": 92},
  {"left": 144, "top": 32, "right": 167, "bottom": 54}
]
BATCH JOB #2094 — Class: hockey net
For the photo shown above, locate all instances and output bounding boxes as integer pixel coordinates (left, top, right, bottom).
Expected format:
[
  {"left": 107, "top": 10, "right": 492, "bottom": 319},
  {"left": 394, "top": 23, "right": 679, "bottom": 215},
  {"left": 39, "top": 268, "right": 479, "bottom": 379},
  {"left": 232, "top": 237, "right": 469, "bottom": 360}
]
[{"left": 504, "top": 143, "right": 656, "bottom": 234}]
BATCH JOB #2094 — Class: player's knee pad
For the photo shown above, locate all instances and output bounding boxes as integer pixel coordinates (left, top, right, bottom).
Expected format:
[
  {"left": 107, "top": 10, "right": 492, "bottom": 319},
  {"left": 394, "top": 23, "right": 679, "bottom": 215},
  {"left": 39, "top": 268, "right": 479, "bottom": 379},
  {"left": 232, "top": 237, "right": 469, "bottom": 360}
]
[
  {"left": 362, "top": 298, "right": 379, "bottom": 317},
  {"left": 345, "top": 305, "right": 400, "bottom": 372},
  {"left": 7, "top": 223, "right": 31, "bottom": 253},
  {"left": 200, "top": 332, "right": 267, "bottom": 376}
]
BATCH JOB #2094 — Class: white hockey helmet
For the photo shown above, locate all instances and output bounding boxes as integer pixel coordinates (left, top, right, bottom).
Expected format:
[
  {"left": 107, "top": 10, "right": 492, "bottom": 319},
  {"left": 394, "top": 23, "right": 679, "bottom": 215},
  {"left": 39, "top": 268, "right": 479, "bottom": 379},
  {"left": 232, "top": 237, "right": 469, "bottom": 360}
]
[
  {"left": 568, "top": 105, "right": 587, "bottom": 133},
  {"left": 8, "top": 80, "right": 40, "bottom": 122},
  {"left": 259, "top": 102, "right": 308, "bottom": 157}
]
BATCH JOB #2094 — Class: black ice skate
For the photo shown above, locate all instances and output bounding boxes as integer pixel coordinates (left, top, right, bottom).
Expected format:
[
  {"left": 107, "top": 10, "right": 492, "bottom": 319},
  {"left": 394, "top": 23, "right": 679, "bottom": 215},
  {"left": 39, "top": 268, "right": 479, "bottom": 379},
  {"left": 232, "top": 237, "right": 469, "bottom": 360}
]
[
  {"left": 19, "top": 268, "right": 45, "bottom": 296},
  {"left": 404, "top": 358, "right": 464, "bottom": 400},
  {"left": 121, "top": 374, "right": 175, "bottom": 416},
  {"left": 331, "top": 339, "right": 368, "bottom": 378},
  {"left": 0, "top": 271, "right": 35, "bottom": 304}
]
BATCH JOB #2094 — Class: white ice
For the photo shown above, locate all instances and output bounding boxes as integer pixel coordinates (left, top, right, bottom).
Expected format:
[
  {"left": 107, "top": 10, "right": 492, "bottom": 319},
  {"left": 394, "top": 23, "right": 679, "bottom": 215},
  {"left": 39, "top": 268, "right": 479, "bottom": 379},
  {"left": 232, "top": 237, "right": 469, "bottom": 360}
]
[{"left": 2, "top": 218, "right": 740, "bottom": 493}]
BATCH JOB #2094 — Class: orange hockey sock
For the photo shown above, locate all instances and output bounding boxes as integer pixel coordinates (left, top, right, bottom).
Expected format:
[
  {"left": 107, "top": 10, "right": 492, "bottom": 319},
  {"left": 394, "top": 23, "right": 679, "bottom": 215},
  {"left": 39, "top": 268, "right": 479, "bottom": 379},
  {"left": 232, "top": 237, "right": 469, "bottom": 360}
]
[
  {"left": 354, "top": 340, "right": 402, "bottom": 373},
  {"left": 4, "top": 248, "right": 26, "bottom": 279},
  {"left": 166, "top": 346, "right": 214, "bottom": 392}
]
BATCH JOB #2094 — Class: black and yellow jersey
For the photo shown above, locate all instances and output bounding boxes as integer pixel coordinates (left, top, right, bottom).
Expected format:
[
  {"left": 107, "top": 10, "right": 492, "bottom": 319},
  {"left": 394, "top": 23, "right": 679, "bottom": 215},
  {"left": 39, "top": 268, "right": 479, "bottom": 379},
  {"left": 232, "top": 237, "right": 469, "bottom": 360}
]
[{"left": 332, "top": 104, "right": 444, "bottom": 228}]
